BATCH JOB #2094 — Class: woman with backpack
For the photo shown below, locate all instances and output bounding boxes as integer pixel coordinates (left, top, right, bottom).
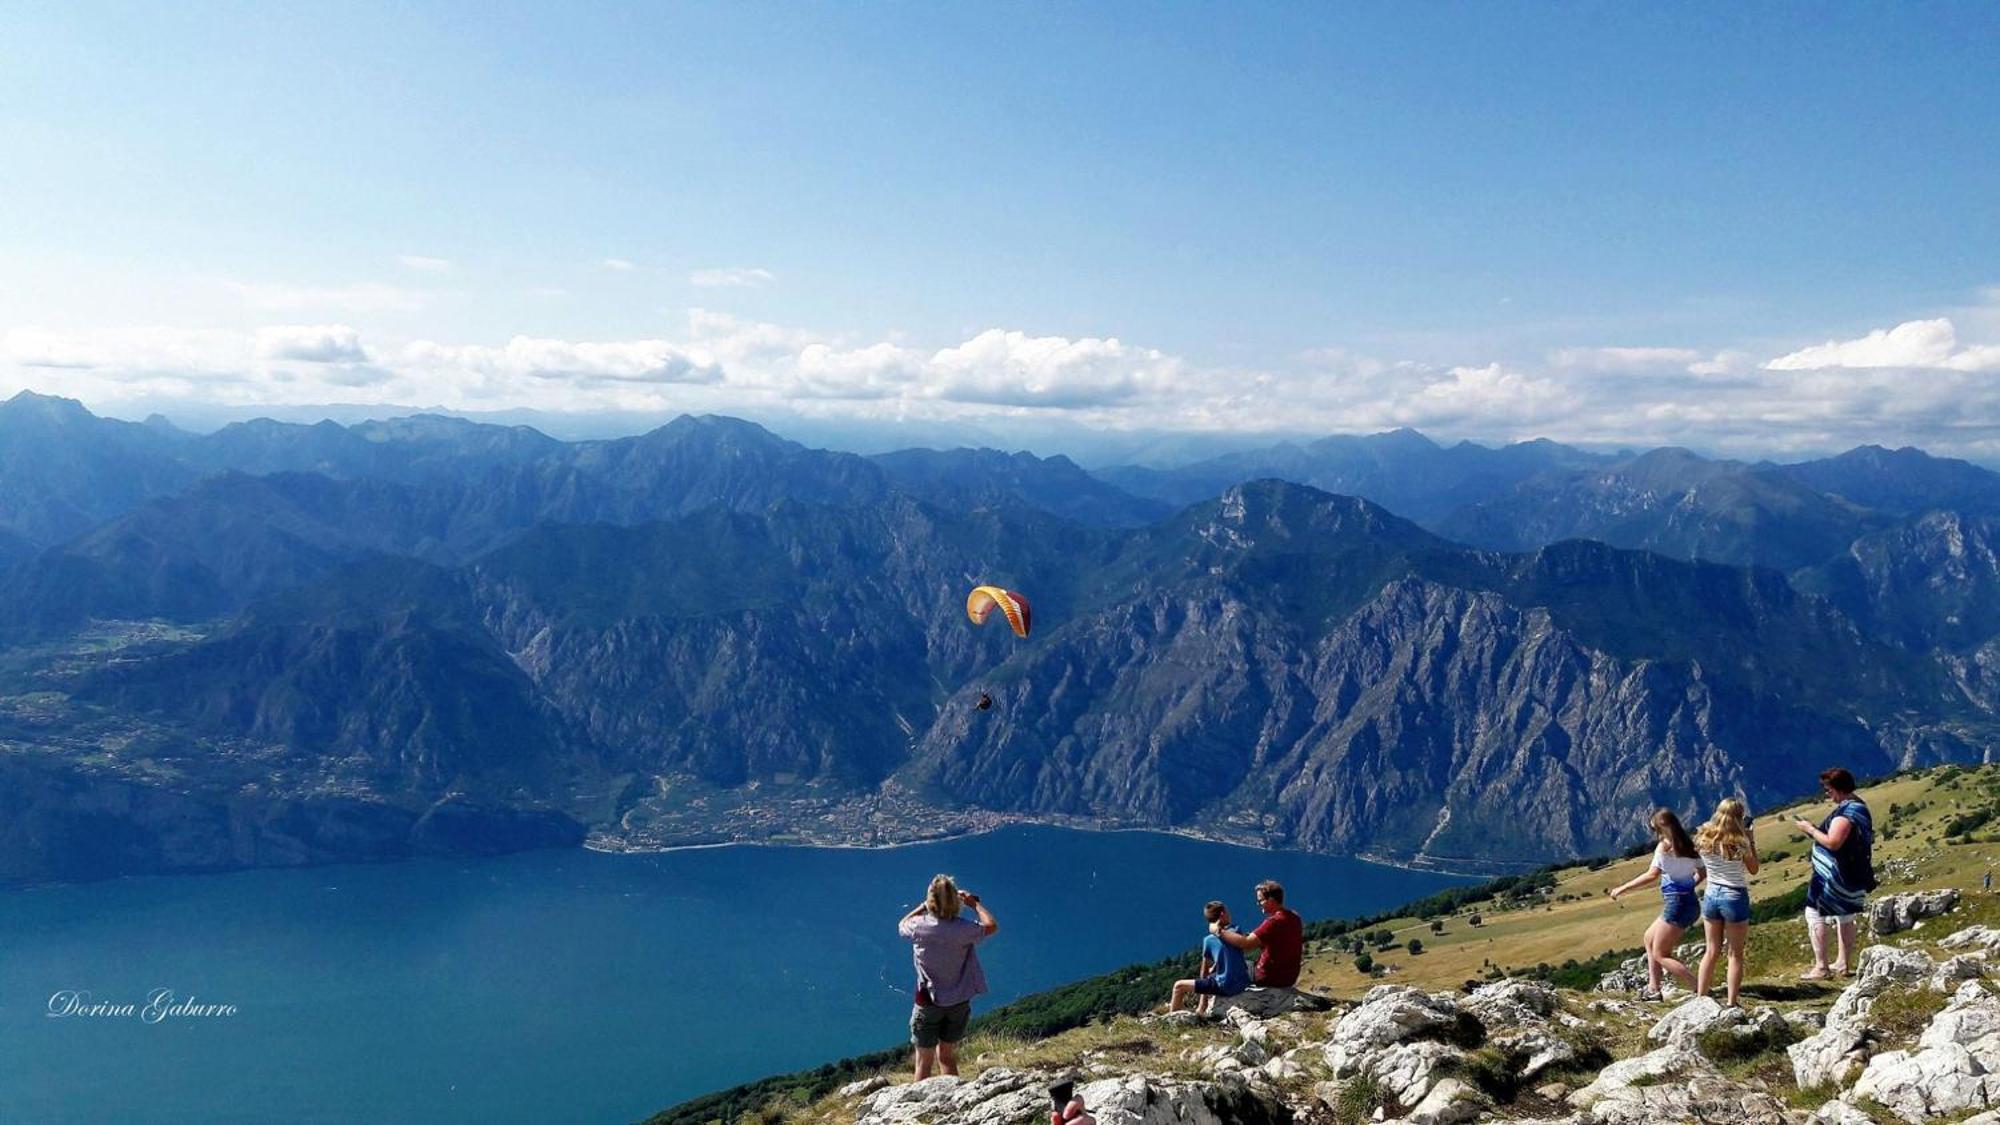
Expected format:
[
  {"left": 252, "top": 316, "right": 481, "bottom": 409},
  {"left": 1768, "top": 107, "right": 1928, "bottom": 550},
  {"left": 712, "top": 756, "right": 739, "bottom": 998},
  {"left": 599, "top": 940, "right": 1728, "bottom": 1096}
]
[{"left": 1792, "top": 767, "right": 1875, "bottom": 981}]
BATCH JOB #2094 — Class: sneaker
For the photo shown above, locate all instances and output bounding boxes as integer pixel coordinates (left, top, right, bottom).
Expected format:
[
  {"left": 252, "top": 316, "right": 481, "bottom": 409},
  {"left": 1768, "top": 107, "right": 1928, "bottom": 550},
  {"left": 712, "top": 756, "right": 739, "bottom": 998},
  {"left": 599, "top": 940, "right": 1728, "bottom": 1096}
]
[
  {"left": 1638, "top": 988, "right": 1663, "bottom": 1002},
  {"left": 1801, "top": 967, "right": 1832, "bottom": 982}
]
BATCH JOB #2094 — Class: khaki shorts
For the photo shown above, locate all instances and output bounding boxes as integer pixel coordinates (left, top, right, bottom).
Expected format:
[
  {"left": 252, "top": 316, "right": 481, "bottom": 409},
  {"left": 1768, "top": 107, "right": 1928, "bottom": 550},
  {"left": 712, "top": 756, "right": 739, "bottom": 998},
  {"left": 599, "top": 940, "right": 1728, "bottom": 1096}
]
[{"left": 909, "top": 1000, "right": 971, "bottom": 1048}]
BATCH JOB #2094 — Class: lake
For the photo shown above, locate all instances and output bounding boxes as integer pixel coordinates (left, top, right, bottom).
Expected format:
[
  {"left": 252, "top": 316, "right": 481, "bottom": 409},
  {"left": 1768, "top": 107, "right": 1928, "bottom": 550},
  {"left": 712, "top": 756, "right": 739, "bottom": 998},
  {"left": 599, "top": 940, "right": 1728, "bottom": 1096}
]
[{"left": 0, "top": 827, "right": 1472, "bottom": 1123}]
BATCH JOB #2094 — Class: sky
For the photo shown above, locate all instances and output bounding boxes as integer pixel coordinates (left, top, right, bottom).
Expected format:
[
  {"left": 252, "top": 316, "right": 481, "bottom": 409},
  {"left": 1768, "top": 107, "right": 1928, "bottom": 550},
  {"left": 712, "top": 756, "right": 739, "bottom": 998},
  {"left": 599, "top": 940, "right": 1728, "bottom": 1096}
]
[{"left": 1, "top": 2, "right": 1997, "bottom": 459}]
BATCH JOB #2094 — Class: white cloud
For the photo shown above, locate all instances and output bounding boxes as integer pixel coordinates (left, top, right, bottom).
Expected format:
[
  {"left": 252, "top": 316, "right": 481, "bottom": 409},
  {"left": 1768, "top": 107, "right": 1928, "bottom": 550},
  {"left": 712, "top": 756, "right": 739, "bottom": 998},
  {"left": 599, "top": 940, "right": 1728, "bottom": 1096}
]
[
  {"left": 689, "top": 267, "right": 775, "bottom": 288},
  {"left": 255, "top": 324, "right": 367, "bottom": 364},
  {"left": 230, "top": 280, "right": 431, "bottom": 314},
  {"left": 927, "top": 329, "right": 1180, "bottom": 407},
  {"left": 1550, "top": 346, "right": 1704, "bottom": 373},
  {"left": 1766, "top": 317, "right": 2000, "bottom": 372},
  {"left": 396, "top": 255, "right": 453, "bottom": 273},
  {"left": 601, "top": 258, "right": 637, "bottom": 272},
  {"left": 402, "top": 336, "right": 722, "bottom": 387},
  {"left": 16, "top": 295, "right": 2000, "bottom": 462}
]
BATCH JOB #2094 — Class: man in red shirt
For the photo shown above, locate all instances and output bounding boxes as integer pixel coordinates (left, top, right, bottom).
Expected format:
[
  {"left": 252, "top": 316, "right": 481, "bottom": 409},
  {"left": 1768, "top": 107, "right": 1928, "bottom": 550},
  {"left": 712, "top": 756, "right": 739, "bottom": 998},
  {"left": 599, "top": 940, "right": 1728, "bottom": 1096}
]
[{"left": 1211, "top": 879, "right": 1304, "bottom": 988}]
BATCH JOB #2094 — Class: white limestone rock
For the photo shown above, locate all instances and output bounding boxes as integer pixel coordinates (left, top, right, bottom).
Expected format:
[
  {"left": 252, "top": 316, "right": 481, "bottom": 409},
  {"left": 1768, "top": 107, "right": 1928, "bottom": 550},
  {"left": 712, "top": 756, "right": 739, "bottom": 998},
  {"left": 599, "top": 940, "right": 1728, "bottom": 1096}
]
[
  {"left": 1851, "top": 1043, "right": 1996, "bottom": 1122},
  {"left": 1943, "top": 925, "right": 2000, "bottom": 956},
  {"left": 1465, "top": 978, "right": 1560, "bottom": 1026},
  {"left": 1323, "top": 986, "right": 1465, "bottom": 1076},
  {"left": 1569, "top": 1045, "right": 1704, "bottom": 1110},
  {"left": 1869, "top": 888, "right": 1961, "bottom": 936},
  {"left": 1492, "top": 1026, "right": 1578, "bottom": 1082},
  {"left": 1574, "top": 1071, "right": 1793, "bottom": 1125},
  {"left": 1787, "top": 1017, "right": 1875, "bottom": 1091},
  {"left": 1646, "top": 996, "right": 1783, "bottom": 1052},
  {"left": 1358, "top": 1039, "right": 1466, "bottom": 1108},
  {"left": 1396, "top": 1076, "right": 1488, "bottom": 1125},
  {"left": 838, "top": 1075, "right": 892, "bottom": 1100}
]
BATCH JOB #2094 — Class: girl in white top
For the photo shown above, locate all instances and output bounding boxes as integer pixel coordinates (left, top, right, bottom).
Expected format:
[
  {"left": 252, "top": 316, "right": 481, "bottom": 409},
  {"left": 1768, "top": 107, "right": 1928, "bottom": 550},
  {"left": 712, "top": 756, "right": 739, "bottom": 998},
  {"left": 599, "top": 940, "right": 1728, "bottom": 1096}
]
[
  {"left": 1693, "top": 798, "right": 1761, "bottom": 1007},
  {"left": 1607, "top": 808, "right": 1705, "bottom": 1000}
]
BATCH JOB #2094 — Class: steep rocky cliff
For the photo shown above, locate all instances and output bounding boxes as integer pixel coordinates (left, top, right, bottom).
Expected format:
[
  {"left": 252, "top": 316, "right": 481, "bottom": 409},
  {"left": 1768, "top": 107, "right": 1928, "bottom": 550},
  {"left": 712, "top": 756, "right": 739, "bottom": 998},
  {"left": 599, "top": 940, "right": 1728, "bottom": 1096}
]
[{"left": 18, "top": 481, "right": 1988, "bottom": 883}]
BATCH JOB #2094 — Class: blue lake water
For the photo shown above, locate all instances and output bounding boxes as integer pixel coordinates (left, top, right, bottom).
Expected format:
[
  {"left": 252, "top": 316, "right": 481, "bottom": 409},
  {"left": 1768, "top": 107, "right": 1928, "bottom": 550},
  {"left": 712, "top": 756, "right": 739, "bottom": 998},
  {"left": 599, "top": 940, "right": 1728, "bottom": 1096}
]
[{"left": 0, "top": 826, "right": 1472, "bottom": 1123}]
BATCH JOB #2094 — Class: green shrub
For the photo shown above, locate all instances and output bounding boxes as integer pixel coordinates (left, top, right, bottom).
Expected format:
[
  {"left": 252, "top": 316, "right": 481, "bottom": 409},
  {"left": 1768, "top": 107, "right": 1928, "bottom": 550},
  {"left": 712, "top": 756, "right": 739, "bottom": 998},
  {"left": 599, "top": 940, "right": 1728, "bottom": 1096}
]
[{"left": 1334, "top": 1075, "right": 1388, "bottom": 1125}]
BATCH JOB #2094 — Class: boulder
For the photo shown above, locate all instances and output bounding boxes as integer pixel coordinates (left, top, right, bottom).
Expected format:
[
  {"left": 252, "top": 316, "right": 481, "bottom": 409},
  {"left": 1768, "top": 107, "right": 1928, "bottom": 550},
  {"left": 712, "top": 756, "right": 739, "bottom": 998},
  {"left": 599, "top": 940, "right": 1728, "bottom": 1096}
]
[
  {"left": 1805, "top": 1101, "right": 1885, "bottom": 1125},
  {"left": 1575, "top": 1070, "right": 1793, "bottom": 1125},
  {"left": 1920, "top": 980, "right": 2000, "bottom": 1064},
  {"left": 1935, "top": 955, "right": 1989, "bottom": 992},
  {"left": 1787, "top": 1017, "right": 1874, "bottom": 1091},
  {"left": 1569, "top": 1045, "right": 1703, "bottom": 1110},
  {"left": 1870, "top": 888, "right": 1961, "bottom": 936},
  {"left": 1492, "top": 1026, "right": 1578, "bottom": 1081},
  {"left": 1397, "top": 1076, "right": 1487, "bottom": 1125},
  {"left": 1646, "top": 996, "right": 1784, "bottom": 1052},
  {"left": 1358, "top": 1039, "right": 1466, "bottom": 1108},
  {"left": 838, "top": 1075, "right": 892, "bottom": 1100},
  {"left": 1210, "top": 986, "right": 1333, "bottom": 1021},
  {"left": 1073, "top": 1074, "right": 1292, "bottom": 1125},
  {"left": 1828, "top": 944, "right": 1935, "bottom": 1025},
  {"left": 1944, "top": 925, "right": 2000, "bottom": 956},
  {"left": 857, "top": 1070, "right": 1293, "bottom": 1125},
  {"left": 1851, "top": 1043, "right": 1996, "bottom": 1121},
  {"left": 1323, "top": 986, "right": 1468, "bottom": 1076},
  {"left": 857, "top": 1071, "right": 1041, "bottom": 1124},
  {"left": 1465, "top": 978, "right": 1560, "bottom": 1027}
]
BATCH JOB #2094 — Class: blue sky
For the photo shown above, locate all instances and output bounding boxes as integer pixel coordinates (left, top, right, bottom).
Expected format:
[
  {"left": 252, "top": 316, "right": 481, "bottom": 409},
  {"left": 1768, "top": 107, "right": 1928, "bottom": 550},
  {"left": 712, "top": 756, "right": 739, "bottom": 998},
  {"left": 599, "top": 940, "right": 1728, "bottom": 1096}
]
[{"left": 2, "top": 2, "right": 1997, "bottom": 456}]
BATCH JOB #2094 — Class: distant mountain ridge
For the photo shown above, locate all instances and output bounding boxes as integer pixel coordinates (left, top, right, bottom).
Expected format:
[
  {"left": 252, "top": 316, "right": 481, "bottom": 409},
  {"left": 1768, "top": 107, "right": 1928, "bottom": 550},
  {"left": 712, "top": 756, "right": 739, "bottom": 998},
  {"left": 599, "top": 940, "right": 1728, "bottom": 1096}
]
[
  {"left": 9, "top": 392, "right": 2000, "bottom": 883},
  {"left": 15, "top": 481, "right": 1990, "bottom": 885}
]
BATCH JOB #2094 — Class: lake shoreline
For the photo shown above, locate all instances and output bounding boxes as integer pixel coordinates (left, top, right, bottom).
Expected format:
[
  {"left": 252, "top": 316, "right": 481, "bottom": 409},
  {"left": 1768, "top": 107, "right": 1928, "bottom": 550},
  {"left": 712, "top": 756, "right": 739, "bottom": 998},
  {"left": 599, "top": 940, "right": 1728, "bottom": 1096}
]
[{"left": 585, "top": 815, "right": 1511, "bottom": 880}]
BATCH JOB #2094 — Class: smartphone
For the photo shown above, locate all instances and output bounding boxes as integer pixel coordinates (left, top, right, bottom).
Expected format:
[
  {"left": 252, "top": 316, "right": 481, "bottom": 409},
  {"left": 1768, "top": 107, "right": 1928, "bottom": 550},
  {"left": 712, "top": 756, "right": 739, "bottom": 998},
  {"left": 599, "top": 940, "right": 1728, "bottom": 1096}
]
[{"left": 1048, "top": 1081, "right": 1075, "bottom": 1110}]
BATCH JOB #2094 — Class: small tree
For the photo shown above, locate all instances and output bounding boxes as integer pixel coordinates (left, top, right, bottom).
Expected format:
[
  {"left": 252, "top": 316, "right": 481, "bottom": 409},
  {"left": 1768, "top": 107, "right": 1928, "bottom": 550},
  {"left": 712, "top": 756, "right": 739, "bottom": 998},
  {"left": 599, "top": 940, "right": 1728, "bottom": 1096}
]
[
  {"left": 1468, "top": 913, "right": 1483, "bottom": 927},
  {"left": 1353, "top": 952, "right": 1375, "bottom": 973},
  {"left": 1406, "top": 938, "right": 1424, "bottom": 955},
  {"left": 1428, "top": 919, "right": 1445, "bottom": 934}
]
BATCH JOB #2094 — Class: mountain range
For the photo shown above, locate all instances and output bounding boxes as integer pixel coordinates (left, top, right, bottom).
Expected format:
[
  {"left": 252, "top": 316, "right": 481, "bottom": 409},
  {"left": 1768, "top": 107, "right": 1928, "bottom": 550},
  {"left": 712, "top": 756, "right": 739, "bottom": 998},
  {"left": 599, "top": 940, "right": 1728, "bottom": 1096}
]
[{"left": 3, "top": 389, "right": 1999, "bottom": 883}]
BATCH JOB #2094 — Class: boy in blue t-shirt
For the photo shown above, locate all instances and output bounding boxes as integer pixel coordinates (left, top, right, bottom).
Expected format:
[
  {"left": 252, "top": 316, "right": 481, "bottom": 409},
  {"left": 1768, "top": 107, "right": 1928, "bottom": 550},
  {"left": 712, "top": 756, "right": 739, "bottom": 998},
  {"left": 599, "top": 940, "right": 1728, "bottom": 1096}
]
[{"left": 1169, "top": 901, "right": 1251, "bottom": 1015}]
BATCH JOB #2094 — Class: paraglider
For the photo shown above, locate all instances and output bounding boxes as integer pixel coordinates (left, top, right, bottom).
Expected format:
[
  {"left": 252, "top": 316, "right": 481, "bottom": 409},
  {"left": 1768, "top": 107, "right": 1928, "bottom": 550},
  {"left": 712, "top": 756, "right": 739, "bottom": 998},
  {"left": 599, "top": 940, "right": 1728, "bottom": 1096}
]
[
  {"left": 965, "top": 585, "right": 1029, "bottom": 715},
  {"left": 965, "top": 585, "right": 1030, "bottom": 638}
]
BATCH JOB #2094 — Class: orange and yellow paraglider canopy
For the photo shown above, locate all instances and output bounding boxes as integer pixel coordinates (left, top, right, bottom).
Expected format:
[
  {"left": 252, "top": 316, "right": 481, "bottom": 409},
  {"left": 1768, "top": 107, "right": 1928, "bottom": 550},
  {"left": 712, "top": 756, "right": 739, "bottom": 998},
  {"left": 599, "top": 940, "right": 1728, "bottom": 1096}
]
[{"left": 965, "top": 585, "right": 1031, "bottom": 638}]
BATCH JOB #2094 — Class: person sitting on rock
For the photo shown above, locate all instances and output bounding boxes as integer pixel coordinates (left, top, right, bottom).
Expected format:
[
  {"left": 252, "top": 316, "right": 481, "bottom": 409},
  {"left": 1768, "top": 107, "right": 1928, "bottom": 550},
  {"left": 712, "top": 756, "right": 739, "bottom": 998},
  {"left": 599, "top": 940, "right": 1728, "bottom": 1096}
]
[
  {"left": 1170, "top": 900, "right": 1251, "bottom": 1015},
  {"left": 897, "top": 874, "right": 997, "bottom": 1080},
  {"left": 1607, "top": 807, "right": 1705, "bottom": 1001},
  {"left": 1793, "top": 767, "right": 1875, "bottom": 981},
  {"left": 1694, "top": 798, "right": 1761, "bottom": 1008},
  {"left": 1210, "top": 879, "right": 1304, "bottom": 989}
]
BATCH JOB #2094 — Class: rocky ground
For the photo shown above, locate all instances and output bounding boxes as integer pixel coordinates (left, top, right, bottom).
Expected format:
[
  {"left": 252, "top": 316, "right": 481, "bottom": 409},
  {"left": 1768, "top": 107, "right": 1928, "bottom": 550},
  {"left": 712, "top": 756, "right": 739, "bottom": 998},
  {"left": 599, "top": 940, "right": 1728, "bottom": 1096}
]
[{"left": 806, "top": 889, "right": 1996, "bottom": 1125}]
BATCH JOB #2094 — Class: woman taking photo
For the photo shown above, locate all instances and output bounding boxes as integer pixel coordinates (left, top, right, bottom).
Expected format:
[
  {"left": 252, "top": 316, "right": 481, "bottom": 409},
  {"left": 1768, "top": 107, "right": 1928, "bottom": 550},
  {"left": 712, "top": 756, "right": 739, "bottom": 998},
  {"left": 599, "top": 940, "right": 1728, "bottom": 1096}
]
[
  {"left": 1694, "top": 798, "right": 1761, "bottom": 1008},
  {"left": 1607, "top": 809, "right": 1704, "bottom": 1000}
]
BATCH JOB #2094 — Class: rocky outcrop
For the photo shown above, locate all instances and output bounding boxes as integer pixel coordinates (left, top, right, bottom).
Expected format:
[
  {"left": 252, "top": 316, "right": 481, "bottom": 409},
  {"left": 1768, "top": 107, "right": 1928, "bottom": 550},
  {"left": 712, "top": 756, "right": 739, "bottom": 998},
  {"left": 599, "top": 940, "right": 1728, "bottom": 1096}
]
[
  {"left": 1210, "top": 986, "right": 1334, "bottom": 1021},
  {"left": 852, "top": 1070, "right": 1292, "bottom": 1125},
  {"left": 1870, "top": 888, "right": 1961, "bottom": 936},
  {"left": 1647, "top": 996, "right": 1786, "bottom": 1051}
]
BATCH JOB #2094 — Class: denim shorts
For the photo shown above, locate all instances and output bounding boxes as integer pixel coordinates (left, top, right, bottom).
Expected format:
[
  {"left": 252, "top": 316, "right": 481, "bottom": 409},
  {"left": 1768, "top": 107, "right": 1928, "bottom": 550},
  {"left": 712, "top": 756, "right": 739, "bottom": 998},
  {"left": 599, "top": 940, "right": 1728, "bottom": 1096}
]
[
  {"left": 1660, "top": 885, "right": 1700, "bottom": 928},
  {"left": 1702, "top": 885, "right": 1750, "bottom": 923}
]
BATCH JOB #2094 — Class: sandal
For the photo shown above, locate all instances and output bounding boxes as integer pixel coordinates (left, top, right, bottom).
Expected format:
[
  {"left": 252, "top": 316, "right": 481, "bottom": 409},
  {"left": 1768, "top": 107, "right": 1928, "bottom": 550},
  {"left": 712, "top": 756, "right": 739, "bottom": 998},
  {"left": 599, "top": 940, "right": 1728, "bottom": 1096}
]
[{"left": 1801, "top": 967, "right": 1833, "bottom": 981}]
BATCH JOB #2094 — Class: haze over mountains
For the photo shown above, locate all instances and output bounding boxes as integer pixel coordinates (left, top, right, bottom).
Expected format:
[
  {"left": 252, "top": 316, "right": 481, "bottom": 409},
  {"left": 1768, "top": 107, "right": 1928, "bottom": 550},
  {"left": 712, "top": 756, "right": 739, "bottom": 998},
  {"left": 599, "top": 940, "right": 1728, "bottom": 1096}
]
[{"left": 3, "top": 389, "right": 1999, "bottom": 884}]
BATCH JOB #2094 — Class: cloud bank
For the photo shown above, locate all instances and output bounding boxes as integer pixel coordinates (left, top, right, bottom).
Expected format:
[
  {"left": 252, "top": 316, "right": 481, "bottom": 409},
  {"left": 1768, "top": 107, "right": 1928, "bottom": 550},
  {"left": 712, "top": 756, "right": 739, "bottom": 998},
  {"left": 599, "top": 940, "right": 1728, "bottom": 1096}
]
[{"left": 8, "top": 304, "right": 2000, "bottom": 460}]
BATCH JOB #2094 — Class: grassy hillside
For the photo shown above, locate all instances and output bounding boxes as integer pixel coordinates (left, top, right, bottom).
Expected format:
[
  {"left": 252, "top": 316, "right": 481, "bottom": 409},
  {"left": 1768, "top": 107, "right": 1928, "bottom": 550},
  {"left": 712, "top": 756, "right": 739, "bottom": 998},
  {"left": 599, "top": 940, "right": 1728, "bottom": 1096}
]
[{"left": 647, "top": 762, "right": 2000, "bottom": 1124}]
